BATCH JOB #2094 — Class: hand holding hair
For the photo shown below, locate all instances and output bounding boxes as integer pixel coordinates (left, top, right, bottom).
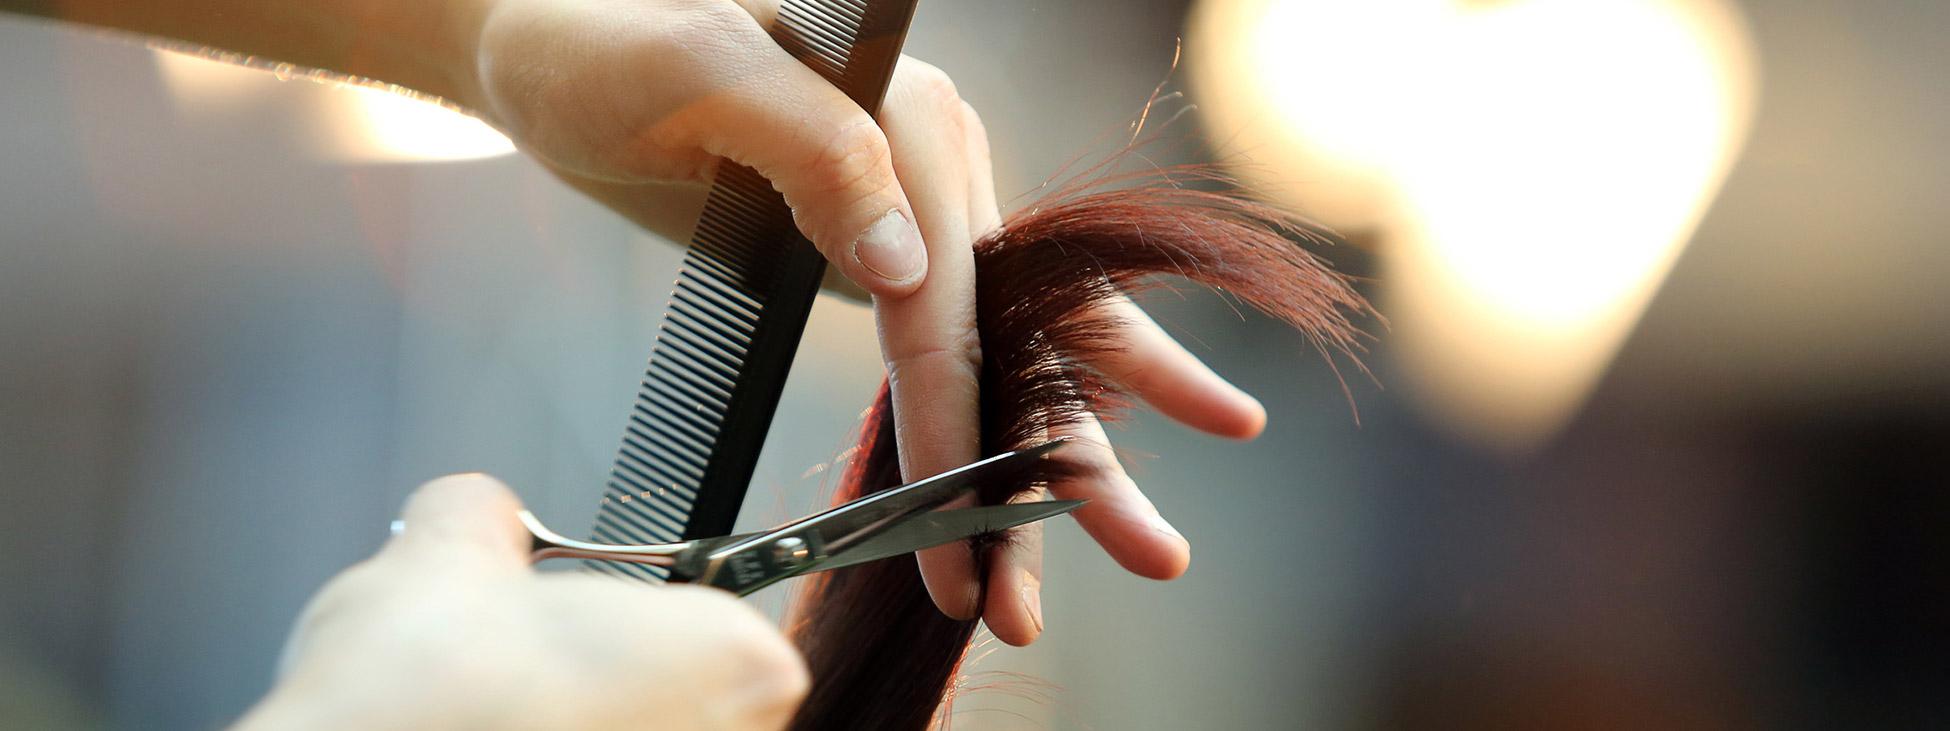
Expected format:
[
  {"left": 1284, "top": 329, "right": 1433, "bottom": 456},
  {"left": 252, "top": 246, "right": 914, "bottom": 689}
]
[
  {"left": 469, "top": 2, "right": 1273, "bottom": 637},
  {"left": 0, "top": 7, "right": 1357, "bottom": 727},
  {"left": 0, "top": 0, "right": 1275, "bottom": 636},
  {"left": 785, "top": 156, "right": 1373, "bottom": 729}
]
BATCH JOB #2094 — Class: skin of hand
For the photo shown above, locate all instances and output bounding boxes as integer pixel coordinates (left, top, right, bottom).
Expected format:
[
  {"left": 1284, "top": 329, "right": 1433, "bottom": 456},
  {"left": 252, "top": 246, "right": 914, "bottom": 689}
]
[
  {"left": 0, "top": 0, "right": 1272, "bottom": 644},
  {"left": 463, "top": 0, "right": 1267, "bottom": 644},
  {"left": 232, "top": 473, "right": 809, "bottom": 731}
]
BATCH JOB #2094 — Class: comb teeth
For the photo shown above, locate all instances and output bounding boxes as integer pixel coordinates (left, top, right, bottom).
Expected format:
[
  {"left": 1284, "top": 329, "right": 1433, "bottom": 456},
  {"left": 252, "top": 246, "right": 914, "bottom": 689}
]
[
  {"left": 589, "top": 0, "right": 918, "bottom": 582},
  {"left": 777, "top": 0, "right": 868, "bottom": 82},
  {"left": 593, "top": 166, "right": 802, "bottom": 582}
]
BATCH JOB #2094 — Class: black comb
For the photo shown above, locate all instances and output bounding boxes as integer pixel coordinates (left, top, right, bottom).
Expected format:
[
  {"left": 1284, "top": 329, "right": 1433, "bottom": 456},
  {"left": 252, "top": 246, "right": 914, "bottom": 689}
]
[{"left": 589, "top": 0, "right": 919, "bottom": 581}]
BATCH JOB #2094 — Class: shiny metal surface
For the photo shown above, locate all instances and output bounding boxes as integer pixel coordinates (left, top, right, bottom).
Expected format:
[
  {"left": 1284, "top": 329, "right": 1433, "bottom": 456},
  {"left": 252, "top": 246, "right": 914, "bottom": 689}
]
[
  {"left": 481, "top": 439, "right": 1080, "bottom": 596},
  {"left": 690, "top": 438, "right": 1071, "bottom": 594}
]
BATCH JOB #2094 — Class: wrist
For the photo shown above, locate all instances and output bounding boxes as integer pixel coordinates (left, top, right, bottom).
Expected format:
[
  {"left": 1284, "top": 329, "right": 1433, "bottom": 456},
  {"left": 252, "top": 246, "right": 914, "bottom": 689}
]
[
  {"left": 14, "top": 0, "right": 502, "bottom": 114},
  {"left": 343, "top": 0, "right": 499, "bottom": 112},
  {"left": 427, "top": 0, "right": 497, "bottom": 113},
  {"left": 308, "top": 0, "right": 500, "bottom": 114}
]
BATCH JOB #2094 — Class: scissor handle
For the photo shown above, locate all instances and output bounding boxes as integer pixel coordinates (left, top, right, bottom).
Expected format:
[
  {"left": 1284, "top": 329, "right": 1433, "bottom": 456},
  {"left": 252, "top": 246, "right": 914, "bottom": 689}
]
[
  {"left": 392, "top": 439, "right": 1074, "bottom": 595},
  {"left": 519, "top": 511, "right": 689, "bottom": 568}
]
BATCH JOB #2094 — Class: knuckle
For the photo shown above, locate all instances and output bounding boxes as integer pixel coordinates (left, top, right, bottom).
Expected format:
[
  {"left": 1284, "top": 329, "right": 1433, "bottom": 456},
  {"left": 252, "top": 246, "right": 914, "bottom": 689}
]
[
  {"left": 895, "top": 62, "right": 977, "bottom": 155},
  {"left": 661, "top": 2, "right": 774, "bottom": 69},
  {"left": 899, "top": 60, "right": 962, "bottom": 112},
  {"left": 672, "top": 0, "right": 762, "bottom": 37},
  {"left": 719, "top": 0, "right": 781, "bottom": 29},
  {"left": 958, "top": 99, "right": 990, "bottom": 139},
  {"left": 886, "top": 328, "right": 984, "bottom": 384},
  {"left": 798, "top": 117, "right": 897, "bottom": 202},
  {"left": 959, "top": 106, "right": 997, "bottom": 172},
  {"left": 620, "top": 145, "right": 718, "bottom": 183},
  {"left": 1050, "top": 423, "right": 1124, "bottom": 475}
]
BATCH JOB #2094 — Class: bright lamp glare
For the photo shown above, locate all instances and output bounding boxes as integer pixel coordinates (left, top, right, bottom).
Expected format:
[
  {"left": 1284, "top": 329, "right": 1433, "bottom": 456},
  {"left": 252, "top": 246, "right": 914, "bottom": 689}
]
[
  {"left": 154, "top": 49, "right": 514, "bottom": 164},
  {"left": 1191, "top": 0, "right": 1756, "bottom": 450},
  {"left": 336, "top": 84, "right": 516, "bottom": 163}
]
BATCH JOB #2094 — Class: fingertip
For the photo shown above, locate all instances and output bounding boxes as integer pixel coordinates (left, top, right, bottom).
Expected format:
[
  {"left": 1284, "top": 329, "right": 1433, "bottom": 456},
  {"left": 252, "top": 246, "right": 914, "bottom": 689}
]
[
  {"left": 1081, "top": 504, "right": 1192, "bottom": 581},
  {"left": 916, "top": 543, "right": 982, "bottom": 621},
  {"left": 1222, "top": 394, "right": 1269, "bottom": 441},
  {"left": 401, "top": 472, "right": 519, "bottom": 523},
  {"left": 392, "top": 472, "right": 530, "bottom": 566},
  {"left": 982, "top": 524, "right": 1046, "bottom": 646},
  {"left": 1146, "top": 534, "right": 1193, "bottom": 581},
  {"left": 1131, "top": 510, "right": 1185, "bottom": 580},
  {"left": 1121, "top": 536, "right": 1191, "bottom": 581},
  {"left": 1137, "top": 512, "right": 1192, "bottom": 580},
  {"left": 1100, "top": 300, "right": 1268, "bottom": 439},
  {"left": 848, "top": 208, "right": 928, "bottom": 293},
  {"left": 1188, "top": 366, "right": 1269, "bottom": 440},
  {"left": 984, "top": 567, "right": 1043, "bottom": 647}
]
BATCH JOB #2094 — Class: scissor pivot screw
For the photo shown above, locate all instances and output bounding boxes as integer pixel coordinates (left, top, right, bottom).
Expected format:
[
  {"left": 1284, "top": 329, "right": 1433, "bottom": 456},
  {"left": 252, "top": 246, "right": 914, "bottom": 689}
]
[{"left": 772, "top": 536, "right": 812, "bottom": 569}]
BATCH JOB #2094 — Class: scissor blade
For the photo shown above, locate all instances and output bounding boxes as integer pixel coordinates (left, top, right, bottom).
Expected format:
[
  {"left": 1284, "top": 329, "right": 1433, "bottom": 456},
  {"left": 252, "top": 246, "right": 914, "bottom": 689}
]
[
  {"left": 810, "top": 500, "right": 1086, "bottom": 573},
  {"left": 685, "top": 439, "right": 1073, "bottom": 595},
  {"left": 797, "top": 438, "right": 1072, "bottom": 555}
]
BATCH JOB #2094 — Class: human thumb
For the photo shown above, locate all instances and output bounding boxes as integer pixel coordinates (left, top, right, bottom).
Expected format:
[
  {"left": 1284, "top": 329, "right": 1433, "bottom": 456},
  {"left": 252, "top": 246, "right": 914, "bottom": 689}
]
[{"left": 386, "top": 473, "right": 532, "bottom": 570}]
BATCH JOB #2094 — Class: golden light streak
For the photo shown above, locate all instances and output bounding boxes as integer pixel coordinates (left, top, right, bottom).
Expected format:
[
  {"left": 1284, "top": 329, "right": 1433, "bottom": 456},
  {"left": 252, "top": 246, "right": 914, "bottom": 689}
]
[{"left": 153, "top": 48, "right": 514, "bottom": 164}]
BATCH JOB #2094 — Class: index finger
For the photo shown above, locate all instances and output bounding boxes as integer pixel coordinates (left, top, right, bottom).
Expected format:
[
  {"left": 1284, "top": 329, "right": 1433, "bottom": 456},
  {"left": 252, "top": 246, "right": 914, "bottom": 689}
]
[{"left": 872, "top": 59, "right": 986, "bottom": 619}]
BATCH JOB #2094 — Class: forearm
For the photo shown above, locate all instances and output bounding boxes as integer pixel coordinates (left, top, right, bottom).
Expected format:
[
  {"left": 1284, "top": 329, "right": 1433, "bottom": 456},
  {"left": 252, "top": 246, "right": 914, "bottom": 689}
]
[{"left": 0, "top": 0, "right": 492, "bottom": 106}]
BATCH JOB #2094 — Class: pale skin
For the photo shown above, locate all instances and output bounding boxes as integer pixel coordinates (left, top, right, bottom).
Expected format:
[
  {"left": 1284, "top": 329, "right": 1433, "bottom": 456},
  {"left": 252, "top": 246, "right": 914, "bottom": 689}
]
[
  {"left": 4, "top": 0, "right": 1270, "bottom": 724},
  {"left": 236, "top": 474, "right": 812, "bottom": 731}
]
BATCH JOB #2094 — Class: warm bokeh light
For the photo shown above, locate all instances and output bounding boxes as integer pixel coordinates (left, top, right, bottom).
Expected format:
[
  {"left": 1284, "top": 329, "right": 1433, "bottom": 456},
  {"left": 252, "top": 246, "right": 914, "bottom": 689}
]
[
  {"left": 153, "top": 48, "right": 514, "bottom": 164},
  {"left": 332, "top": 83, "right": 517, "bottom": 163},
  {"left": 1190, "top": 0, "right": 1757, "bottom": 451}
]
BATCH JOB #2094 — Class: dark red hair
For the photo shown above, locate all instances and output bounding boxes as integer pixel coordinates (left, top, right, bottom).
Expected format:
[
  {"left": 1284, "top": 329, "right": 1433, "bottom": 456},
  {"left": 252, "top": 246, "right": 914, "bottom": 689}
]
[{"left": 784, "top": 157, "right": 1372, "bottom": 730}]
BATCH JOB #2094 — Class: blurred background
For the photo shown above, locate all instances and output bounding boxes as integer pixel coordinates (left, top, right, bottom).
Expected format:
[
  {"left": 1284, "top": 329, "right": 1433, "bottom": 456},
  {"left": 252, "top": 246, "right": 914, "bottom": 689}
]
[{"left": 3, "top": 0, "right": 1946, "bottom": 728}]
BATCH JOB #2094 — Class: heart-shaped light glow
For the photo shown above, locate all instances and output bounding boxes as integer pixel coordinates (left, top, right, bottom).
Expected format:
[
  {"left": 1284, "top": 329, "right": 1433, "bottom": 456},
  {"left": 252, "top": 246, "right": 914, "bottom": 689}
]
[{"left": 1190, "top": 0, "right": 1757, "bottom": 450}]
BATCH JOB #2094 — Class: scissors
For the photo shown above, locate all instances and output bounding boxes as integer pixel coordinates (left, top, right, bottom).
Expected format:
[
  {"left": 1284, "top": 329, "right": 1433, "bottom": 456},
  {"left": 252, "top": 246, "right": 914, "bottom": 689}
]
[{"left": 400, "top": 439, "right": 1080, "bottom": 597}]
